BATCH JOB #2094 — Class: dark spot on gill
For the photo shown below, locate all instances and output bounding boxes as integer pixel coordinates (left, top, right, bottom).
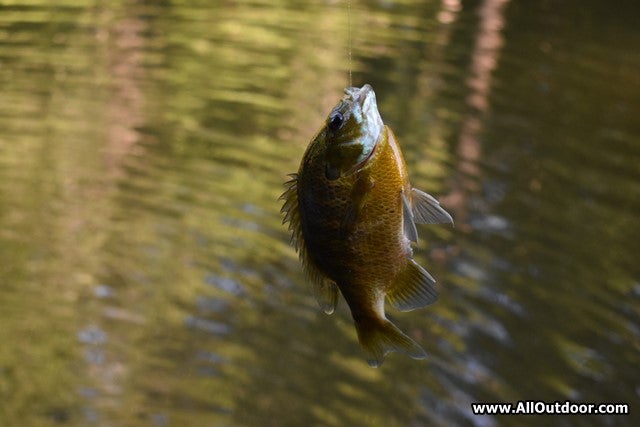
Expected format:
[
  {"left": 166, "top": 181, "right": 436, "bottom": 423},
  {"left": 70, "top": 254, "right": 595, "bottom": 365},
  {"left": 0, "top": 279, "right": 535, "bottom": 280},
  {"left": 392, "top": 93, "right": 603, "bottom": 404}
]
[{"left": 325, "top": 163, "right": 341, "bottom": 180}]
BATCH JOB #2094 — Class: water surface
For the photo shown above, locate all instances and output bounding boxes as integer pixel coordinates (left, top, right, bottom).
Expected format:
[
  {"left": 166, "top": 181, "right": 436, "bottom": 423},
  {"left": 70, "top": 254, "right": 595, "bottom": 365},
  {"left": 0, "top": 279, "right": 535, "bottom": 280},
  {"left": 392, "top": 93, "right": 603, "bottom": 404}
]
[{"left": 0, "top": 0, "right": 639, "bottom": 426}]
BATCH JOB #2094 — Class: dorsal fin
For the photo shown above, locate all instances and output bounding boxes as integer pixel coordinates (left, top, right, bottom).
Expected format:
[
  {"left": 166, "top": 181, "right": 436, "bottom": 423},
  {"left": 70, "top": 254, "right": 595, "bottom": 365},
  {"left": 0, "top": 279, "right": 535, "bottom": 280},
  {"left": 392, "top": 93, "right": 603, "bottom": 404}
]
[
  {"left": 387, "top": 259, "right": 438, "bottom": 312},
  {"left": 279, "top": 174, "right": 303, "bottom": 250},
  {"left": 410, "top": 188, "right": 454, "bottom": 225},
  {"left": 280, "top": 173, "right": 338, "bottom": 314}
]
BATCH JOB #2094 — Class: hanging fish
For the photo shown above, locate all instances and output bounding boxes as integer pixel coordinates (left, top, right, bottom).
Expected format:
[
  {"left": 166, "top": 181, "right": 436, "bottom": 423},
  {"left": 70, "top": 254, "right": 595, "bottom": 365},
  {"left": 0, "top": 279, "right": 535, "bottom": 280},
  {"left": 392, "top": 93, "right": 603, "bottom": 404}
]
[{"left": 280, "top": 84, "right": 453, "bottom": 367}]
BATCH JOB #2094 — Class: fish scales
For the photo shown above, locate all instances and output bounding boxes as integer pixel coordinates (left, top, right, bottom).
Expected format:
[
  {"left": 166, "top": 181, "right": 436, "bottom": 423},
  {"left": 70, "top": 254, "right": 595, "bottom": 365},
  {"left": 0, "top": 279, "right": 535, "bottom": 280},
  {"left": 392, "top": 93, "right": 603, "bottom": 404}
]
[{"left": 299, "top": 127, "right": 407, "bottom": 285}]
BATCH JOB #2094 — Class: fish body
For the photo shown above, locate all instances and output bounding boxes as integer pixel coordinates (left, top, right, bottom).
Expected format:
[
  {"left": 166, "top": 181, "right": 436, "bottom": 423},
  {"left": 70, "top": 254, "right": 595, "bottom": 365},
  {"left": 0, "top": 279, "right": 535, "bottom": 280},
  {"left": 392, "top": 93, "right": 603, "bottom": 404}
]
[{"left": 281, "top": 84, "right": 452, "bottom": 367}]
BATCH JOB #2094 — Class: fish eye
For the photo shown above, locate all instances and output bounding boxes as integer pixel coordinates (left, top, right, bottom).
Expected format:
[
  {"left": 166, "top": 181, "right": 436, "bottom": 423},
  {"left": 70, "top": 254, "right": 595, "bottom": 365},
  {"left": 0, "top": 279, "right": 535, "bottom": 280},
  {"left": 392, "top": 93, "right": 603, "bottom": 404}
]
[{"left": 328, "top": 112, "right": 344, "bottom": 132}]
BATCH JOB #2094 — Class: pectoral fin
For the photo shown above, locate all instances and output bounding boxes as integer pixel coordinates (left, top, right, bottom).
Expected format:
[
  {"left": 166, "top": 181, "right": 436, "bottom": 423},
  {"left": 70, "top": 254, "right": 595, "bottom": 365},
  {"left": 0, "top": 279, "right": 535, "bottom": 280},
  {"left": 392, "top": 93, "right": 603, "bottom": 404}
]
[
  {"left": 314, "top": 280, "right": 339, "bottom": 314},
  {"left": 341, "top": 175, "right": 375, "bottom": 234},
  {"left": 402, "top": 190, "right": 419, "bottom": 243},
  {"left": 387, "top": 259, "right": 438, "bottom": 311},
  {"left": 411, "top": 188, "right": 454, "bottom": 225}
]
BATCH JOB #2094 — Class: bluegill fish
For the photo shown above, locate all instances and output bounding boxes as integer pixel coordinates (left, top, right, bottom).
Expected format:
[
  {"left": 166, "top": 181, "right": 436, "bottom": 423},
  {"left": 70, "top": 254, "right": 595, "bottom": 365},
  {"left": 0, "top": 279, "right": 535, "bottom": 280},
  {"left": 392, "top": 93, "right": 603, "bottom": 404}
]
[{"left": 280, "top": 84, "right": 453, "bottom": 367}]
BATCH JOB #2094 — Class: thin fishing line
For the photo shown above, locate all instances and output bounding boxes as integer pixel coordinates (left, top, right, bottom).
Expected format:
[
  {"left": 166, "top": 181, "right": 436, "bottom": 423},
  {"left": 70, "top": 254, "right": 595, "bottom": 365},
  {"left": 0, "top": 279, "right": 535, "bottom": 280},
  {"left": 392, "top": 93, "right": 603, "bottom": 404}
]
[{"left": 348, "top": 0, "right": 352, "bottom": 87}]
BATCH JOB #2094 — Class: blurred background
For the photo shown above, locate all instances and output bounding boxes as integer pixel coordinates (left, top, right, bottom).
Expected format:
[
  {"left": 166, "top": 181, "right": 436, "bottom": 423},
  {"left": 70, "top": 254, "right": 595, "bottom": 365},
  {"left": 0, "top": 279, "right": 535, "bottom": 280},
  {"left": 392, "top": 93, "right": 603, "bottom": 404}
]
[{"left": 0, "top": 0, "right": 638, "bottom": 426}]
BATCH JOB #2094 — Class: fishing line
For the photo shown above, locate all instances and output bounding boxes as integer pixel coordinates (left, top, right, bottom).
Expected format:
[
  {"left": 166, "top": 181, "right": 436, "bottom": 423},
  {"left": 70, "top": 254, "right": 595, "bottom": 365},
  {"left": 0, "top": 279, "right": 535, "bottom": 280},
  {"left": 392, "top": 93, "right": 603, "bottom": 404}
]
[{"left": 348, "top": 0, "right": 352, "bottom": 87}]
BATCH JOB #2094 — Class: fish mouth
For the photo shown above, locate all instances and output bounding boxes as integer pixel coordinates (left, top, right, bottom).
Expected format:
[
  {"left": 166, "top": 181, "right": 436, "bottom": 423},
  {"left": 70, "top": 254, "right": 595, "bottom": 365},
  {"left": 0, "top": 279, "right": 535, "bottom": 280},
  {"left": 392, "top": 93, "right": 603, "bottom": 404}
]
[
  {"left": 339, "top": 84, "right": 381, "bottom": 140},
  {"left": 344, "top": 84, "right": 374, "bottom": 110},
  {"left": 341, "top": 85, "right": 382, "bottom": 175}
]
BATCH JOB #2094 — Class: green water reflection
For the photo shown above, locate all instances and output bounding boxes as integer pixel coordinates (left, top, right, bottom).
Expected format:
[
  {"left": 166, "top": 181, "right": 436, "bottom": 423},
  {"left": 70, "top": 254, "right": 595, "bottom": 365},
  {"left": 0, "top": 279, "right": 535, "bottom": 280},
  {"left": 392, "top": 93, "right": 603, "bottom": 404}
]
[{"left": 0, "top": 0, "right": 638, "bottom": 426}]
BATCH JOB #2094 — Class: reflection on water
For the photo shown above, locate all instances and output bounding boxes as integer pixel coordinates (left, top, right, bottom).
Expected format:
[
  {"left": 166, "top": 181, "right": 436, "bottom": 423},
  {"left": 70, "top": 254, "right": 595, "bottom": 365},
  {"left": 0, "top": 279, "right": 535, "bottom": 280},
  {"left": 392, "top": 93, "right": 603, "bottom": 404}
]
[{"left": 1, "top": 0, "right": 639, "bottom": 426}]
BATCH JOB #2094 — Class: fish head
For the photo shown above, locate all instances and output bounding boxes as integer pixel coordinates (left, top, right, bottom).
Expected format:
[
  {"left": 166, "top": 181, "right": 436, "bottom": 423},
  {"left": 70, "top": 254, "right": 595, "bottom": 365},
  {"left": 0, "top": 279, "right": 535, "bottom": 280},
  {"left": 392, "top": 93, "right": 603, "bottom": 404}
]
[{"left": 324, "top": 84, "right": 384, "bottom": 180}]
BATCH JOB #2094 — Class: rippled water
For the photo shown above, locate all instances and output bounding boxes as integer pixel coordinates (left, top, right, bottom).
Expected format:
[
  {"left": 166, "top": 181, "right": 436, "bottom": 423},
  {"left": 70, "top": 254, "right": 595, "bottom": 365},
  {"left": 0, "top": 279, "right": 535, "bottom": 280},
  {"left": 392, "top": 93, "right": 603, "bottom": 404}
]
[{"left": 1, "top": 1, "right": 639, "bottom": 426}]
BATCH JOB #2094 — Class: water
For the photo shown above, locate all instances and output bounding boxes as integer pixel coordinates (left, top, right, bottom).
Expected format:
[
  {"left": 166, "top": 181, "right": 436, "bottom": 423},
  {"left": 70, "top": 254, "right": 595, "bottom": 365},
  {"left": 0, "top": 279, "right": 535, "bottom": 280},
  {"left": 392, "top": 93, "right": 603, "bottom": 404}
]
[{"left": 1, "top": 0, "right": 639, "bottom": 426}]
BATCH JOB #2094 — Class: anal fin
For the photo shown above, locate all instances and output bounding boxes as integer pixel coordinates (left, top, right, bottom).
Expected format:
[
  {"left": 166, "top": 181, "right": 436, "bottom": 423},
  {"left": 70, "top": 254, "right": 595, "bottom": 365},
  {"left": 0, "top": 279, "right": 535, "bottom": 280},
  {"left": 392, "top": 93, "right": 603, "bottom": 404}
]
[{"left": 387, "top": 259, "right": 438, "bottom": 312}]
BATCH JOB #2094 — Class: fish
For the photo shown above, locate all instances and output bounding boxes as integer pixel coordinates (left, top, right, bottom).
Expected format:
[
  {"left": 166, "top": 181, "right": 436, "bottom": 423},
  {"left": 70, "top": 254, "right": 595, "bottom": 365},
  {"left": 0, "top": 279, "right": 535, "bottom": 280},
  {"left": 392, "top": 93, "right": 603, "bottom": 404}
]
[{"left": 280, "top": 84, "right": 453, "bottom": 367}]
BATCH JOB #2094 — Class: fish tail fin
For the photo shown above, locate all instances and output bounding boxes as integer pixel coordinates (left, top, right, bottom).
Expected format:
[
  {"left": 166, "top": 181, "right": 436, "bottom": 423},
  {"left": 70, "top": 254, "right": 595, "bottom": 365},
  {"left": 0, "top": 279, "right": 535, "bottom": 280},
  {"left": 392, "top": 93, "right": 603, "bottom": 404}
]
[{"left": 354, "top": 316, "right": 427, "bottom": 368}]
